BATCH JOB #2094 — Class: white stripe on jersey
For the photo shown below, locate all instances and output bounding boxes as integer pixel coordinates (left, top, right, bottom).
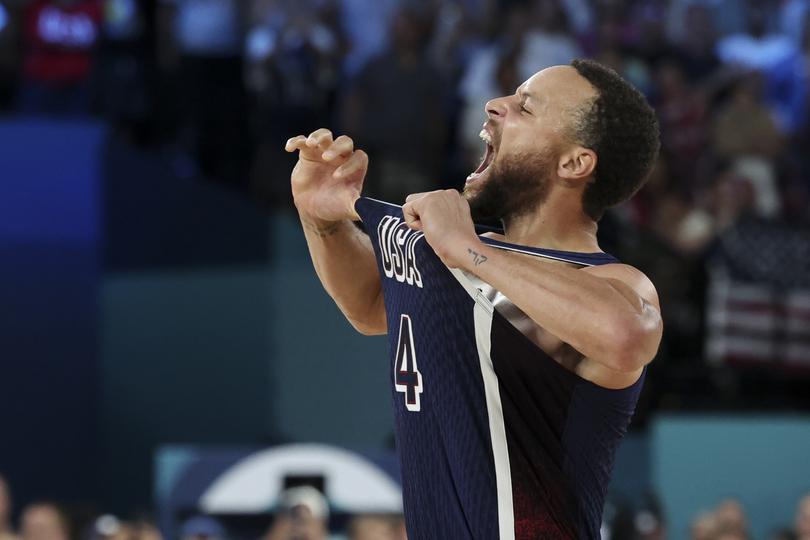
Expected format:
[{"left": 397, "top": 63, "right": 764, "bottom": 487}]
[{"left": 449, "top": 268, "right": 516, "bottom": 540}]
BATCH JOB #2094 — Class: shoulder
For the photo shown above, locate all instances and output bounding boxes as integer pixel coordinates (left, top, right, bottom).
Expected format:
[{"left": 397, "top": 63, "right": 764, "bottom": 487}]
[{"left": 580, "top": 263, "right": 660, "bottom": 309}]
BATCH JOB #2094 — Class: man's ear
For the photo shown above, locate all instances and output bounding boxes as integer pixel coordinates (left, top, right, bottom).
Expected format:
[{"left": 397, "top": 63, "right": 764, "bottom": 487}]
[{"left": 557, "top": 147, "right": 597, "bottom": 185}]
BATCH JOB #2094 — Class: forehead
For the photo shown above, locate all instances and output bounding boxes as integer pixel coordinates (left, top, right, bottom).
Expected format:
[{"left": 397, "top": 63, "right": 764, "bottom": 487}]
[{"left": 520, "top": 65, "right": 597, "bottom": 109}]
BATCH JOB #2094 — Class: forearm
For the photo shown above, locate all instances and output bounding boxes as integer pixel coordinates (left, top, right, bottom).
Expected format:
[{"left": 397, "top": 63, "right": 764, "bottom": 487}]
[
  {"left": 461, "top": 242, "right": 656, "bottom": 369},
  {"left": 299, "top": 213, "right": 386, "bottom": 335}
]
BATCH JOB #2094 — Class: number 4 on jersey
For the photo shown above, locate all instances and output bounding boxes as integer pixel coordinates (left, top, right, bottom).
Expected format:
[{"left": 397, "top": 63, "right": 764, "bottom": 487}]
[{"left": 394, "top": 314, "right": 423, "bottom": 412}]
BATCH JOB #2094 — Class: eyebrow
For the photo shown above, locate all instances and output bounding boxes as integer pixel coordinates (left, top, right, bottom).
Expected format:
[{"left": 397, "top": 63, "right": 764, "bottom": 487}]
[{"left": 517, "top": 89, "right": 540, "bottom": 106}]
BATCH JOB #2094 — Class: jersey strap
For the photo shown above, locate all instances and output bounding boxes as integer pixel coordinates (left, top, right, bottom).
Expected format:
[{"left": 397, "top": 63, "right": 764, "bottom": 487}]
[{"left": 479, "top": 236, "right": 618, "bottom": 267}]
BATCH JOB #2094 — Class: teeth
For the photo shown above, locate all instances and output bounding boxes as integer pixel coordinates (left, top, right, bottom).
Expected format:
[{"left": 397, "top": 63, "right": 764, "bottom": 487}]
[{"left": 479, "top": 129, "right": 492, "bottom": 144}]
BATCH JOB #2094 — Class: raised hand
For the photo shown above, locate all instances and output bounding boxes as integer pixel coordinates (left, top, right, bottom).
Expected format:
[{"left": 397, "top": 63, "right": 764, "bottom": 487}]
[
  {"left": 285, "top": 129, "right": 368, "bottom": 224},
  {"left": 402, "top": 190, "right": 481, "bottom": 269}
]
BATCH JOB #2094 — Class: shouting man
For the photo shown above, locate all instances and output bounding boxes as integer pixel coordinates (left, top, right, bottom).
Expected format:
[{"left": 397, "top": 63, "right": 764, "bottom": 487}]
[{"left": 286, "top": 59, "right": 662, "bottom": 539}]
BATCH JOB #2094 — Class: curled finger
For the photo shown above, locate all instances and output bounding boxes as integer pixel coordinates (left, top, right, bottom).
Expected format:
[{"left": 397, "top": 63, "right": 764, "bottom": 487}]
[
  {"left": 323, "top": 135, "right": 354, "bottom": 161},
  {"left": 306, "top": 128, "right": 334, "bottom": 148},
  {"left": 285, "top": 135, "right": 307, "bottom": 152},
  {"left": 334, "top": 150, "right": 368, "bottom": 178}
]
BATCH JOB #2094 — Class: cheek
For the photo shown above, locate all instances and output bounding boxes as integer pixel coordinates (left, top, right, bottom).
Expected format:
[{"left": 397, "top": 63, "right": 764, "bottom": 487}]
[{"left": 501, "top": 122, "right": 547, "bottom": 155}]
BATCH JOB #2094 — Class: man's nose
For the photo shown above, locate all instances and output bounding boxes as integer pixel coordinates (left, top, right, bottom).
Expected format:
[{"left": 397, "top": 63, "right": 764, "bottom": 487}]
[{"left": 485, "top": 96, "right": 508, "bottom": 119}]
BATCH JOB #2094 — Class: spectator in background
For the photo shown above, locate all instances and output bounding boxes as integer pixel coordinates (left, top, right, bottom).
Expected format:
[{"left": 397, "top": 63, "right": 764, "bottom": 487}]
[
  {"left": 519, "top": 1, "right": 582, "bottom": 77},
  {"left": 711, "top": 73, "right": 783, "bottom": 161},
  {"left": 715, "top": 2, "right": 806, "bottom": 134},
  {"left": 87, "top": 515, "right": 128, "bottom": 540},
  {"left": 588, "top": 4, "right": 651, "bottom": 95},
  {"left": 666, "top": 0, "right": 748, "bottom": 45},
  {"left": 346, "top": 515, "right": 406, "bottom": 540},
  {"left": 675, "top": 3, "right": 721, "bottom": 83},
  {"left": 245, "top": 0, "right": 346, "bottom": 135},
  {"left": 696, "top": 163, "right": 757, "bottom": 248},
  {"left": 0, "top": 475, "right": 15, "bottom": 540},
  {"left": 340, "top": 3, "right": 447, "bottom": 203},
  {"left": 158, "top": 0, "right": 248, "bottom": 186},
  {"left": 458, "top": 3, "right": 531, "bottom": 169},
  {"left": 346, "top": 515, "right": 390, "bottom": 540},
  {"left": 128, "top": 519, "right": 161, "bottom": 540},
  {"left": 716, "top": 3, "right": 794, "bottom": 73},
  {"left": 263, "top": 486, "right": 328, "bottom": 540},
  {"left": 690, "top": 500, "right": 749, "bottom": 540},
  {"left": 20, "top": 503, "right": 70, "bottom": 540},
  {"left": 339, "top": 0, "right": 399, "bottom": 77},
  {"left": 692, "top": 511, "right": 721, "bottom": 540},
  {"left": 796, "top": 493, "right": 810, "bottom": 540},
  {"left": 714, "top": 499, "right": 749, "bottom": 538},
  {"left": 179, "top": 516, "right": 224, "bottom": 540},
  {"left": 246, "top": 0, "right": 347, "bottom": 205},
  {"left": 458, "top": 0, "right": 582, "bottom": 170},
  {"left": 17, "top": 0, "right": 103, "bottom": 115},
  {"left": 632, "top": 2, "right": 673, "bottom": 69},
  {"left": 653, "top": 57, "right": 707, "bottom": 183}
]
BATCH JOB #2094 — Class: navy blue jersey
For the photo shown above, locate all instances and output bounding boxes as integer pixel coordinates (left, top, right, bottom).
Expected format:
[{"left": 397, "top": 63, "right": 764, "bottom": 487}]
[{"left": 355, "top": 197, "right": 645, "bottom": 540}]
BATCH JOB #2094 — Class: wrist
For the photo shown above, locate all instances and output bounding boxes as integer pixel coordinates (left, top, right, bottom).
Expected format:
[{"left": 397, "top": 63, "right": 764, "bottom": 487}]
[
  {"left": 456, "top": 238, "right": 490, "bottom": 272},
  {"left": 298, "top": 212, "right": 345, "bottom": 239}
]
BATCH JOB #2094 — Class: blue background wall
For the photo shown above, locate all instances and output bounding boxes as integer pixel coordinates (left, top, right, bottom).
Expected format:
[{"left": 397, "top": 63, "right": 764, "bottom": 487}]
[
  {"left": 0, "top": 121, "right": 104, "bottom": 504},
  {"left": 653, "top": 415, "right": 810, "bottom": 538}
]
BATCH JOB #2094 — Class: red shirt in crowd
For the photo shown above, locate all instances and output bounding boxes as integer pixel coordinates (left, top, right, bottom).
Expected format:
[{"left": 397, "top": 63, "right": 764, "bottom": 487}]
[{"left": 23, "top": 0, "right": 103, "bottom": 84}]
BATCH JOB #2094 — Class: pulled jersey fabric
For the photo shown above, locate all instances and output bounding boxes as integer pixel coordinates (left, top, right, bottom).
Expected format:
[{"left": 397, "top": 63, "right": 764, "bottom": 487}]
[{"left": 355, "top": 197, "right": 645, "bottom": 540}]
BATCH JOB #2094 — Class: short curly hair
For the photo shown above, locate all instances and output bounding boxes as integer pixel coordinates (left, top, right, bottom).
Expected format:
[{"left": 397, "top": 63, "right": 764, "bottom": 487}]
[{"left": 570, "top": 59, "right": 660, "bottom": 221}]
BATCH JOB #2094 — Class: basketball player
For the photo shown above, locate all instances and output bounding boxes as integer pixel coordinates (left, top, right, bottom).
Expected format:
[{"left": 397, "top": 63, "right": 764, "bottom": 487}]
[{"left": 286, "top": 59, "right": 662, "bottom": 539}]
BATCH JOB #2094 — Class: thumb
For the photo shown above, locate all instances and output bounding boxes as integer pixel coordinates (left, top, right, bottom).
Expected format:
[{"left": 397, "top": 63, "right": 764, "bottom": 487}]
[{"left": 402, "top": 201, "right": 423, "bottom": 231}]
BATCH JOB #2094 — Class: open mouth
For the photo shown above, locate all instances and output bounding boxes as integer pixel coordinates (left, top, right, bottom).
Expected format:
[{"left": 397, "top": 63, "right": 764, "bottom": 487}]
[{"left": 466, "top": 129, "right": 496, "bottom": 184}]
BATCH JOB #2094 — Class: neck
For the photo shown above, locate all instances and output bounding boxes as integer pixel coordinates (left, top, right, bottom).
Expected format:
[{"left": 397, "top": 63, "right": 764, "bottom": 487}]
[{"left": 502, "top": 188, "right": 600, "bottom": 253}]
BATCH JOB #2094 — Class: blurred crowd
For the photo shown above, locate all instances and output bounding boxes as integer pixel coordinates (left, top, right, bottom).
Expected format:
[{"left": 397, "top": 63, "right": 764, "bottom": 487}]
[
  {"left": 0, "top": 475, "right": 160, "bottom": 540},
  {"left": 0, "top": 475, "right": 407, "bottom": 540},
  {"left": 628, "top": 494, "right": 810, "bottom": 540},
  {"left": 603, "top": 494, "right": 810, "bottom": 540},
  {"left": 3, "top": 469, "right": 810, "bottom": 540},
  {"left": 0, "top": 0, "right": 808, "bottom": 403}
]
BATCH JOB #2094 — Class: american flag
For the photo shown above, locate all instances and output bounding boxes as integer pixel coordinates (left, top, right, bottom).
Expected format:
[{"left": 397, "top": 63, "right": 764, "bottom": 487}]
[{"left": 705, "top": 217, "right": 810, "bottom": 369}]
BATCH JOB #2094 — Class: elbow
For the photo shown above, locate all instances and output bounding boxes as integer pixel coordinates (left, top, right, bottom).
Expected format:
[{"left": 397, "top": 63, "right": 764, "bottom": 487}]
[
  {"left": 347, "top": 310, "right": 387, "bottom": 336},
  {"left": 350, "top": 319, "right": 387, "bottom": 336},
  {"left": 341, "top": 290, "right": 388, "bottom": 336}
]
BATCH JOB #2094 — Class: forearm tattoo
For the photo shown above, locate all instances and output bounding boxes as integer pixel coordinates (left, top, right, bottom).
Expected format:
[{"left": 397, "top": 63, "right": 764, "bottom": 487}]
[{"left": 468, "top": 248, "right": 488, "bottom": 266}]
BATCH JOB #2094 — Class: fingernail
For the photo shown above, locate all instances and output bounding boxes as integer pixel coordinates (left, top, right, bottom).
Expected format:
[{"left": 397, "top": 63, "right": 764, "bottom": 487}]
[{"left": 323, "top": 151, "right": 334, "bottom": 160}]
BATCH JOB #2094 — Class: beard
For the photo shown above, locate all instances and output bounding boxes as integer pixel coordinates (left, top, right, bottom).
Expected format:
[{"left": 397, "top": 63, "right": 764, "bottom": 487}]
[{"left": 464, "top": 149, "right": 554, "bottom": 224}]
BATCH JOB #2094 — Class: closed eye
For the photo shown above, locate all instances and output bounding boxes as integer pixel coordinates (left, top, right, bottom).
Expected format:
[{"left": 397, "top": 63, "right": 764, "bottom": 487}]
[{"left": 520, "top": 105, "right": 531, "bottom": 115}]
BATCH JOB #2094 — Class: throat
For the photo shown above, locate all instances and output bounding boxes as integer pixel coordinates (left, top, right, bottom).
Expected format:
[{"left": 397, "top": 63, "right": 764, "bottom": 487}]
[{"left": 501, "top": 199, "right": 600, "bottom": 253}]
